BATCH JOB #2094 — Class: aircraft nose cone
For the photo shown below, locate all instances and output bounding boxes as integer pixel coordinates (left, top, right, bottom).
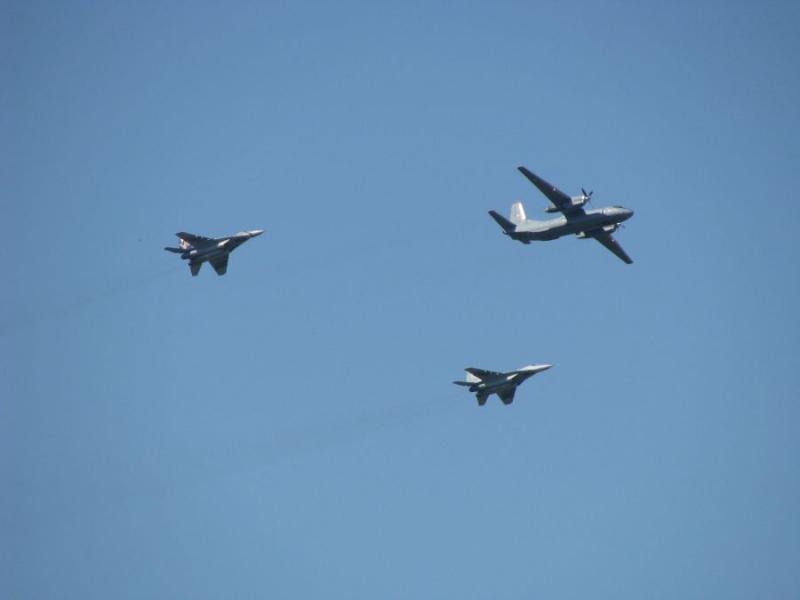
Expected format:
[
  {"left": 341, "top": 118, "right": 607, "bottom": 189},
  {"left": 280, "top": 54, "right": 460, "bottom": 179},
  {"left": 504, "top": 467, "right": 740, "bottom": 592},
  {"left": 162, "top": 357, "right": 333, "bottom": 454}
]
[
  {"left": 538, "top": 364, "right": 553, "bottom": 372},
  {"left": 623, "top": 208, "right": 634, "bottom": 220},
  {"left": 249, "top": 229, "right": 264, "bottom": 237}
]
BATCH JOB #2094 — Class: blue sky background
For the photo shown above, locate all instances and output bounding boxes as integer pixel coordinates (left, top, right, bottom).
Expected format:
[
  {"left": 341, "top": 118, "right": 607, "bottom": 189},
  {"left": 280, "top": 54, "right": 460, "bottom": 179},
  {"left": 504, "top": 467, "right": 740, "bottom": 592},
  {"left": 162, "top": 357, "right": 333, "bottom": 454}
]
[{"left": 3, "top": 1, "right": 800, "bottom": 598}]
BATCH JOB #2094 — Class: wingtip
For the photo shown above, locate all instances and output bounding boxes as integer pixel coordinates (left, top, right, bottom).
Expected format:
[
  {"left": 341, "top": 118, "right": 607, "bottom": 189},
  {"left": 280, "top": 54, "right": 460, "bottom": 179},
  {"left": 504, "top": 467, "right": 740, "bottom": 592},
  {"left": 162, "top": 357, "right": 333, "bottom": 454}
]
[{"left": 517, "top": 166, "right": 538, "bottom": 182}]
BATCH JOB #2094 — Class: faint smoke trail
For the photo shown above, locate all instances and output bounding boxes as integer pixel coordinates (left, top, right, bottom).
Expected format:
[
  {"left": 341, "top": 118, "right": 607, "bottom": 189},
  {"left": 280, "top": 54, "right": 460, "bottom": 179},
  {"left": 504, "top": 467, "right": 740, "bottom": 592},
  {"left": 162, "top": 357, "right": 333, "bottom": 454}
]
[
  {"left": 168, "top": 391, "right": 465, "bottom": 499},
  {"left": 0, "top": 264, "right": 183, "bottom": 338},
  {"left": 40, "top": 390, "right": 466, "bottom": 523},
  {"left": 258, "top": 390, "right": 462, "bottom": 467}
]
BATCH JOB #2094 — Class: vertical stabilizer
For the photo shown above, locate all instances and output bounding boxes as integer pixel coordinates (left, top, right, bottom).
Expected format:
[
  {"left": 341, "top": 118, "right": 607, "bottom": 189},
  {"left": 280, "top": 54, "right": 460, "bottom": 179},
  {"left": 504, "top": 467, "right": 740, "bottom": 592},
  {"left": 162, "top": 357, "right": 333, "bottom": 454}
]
[
  {"left": 510, "top": 202, "right": 527, "bottom": 225},
  {"left": 465, "top": 371, "right": 481, "bottom": 383}
]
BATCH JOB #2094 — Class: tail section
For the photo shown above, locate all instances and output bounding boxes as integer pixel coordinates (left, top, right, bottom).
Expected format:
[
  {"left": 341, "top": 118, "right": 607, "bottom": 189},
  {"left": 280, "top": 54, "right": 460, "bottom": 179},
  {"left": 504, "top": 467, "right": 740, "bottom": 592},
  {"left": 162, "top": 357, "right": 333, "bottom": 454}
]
[
  {"left": 510, "top": 201, "right": 527, "bottom": 225},
  {"left": 489, "top": 210, "right": 516, "bottom": 233},
  {"left": 465, "top": 371, "right": 481, "bottom": 383},
  {"left": 164, "top": 247, "right": 184, "bottom": 253},
  {"left": 453, "top": 370, "right": 482, "bottom": 387}
]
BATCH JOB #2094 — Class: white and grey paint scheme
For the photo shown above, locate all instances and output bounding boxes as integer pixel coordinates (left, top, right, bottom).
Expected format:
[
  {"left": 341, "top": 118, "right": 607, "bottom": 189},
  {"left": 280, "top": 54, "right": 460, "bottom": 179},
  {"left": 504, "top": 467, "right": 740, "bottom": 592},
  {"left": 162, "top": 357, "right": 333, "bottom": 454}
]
[
  {"left": 164, "top": 230, "right": 264, "bottom": 276},
  {"left": 489, "top": 167, "right": 634, "bottom": 264},
  {"left": 453, "top": 364, "right": 552, "bottom": 406}
]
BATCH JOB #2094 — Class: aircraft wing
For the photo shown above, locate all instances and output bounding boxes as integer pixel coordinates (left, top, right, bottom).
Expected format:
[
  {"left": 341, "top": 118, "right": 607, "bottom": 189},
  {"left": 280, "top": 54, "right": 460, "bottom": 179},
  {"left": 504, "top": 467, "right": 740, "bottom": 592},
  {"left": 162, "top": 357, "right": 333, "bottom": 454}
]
[
  {"left": 518, "top": 167, "right": 583, "bottom": 215},
  {"left": 190, "top": 261, "right": 202, "bottom": 276},
  {"left": 209, "top": 255, "right": 229, "bottom": 276},
  {"left": 465, "top": 367, "right": 502, "bottom": 380},
  {"left": 588, "top": 230, "right": 633, "bottom": 264},
  {"left": 498, "top": 388, "right": 516, "bottom": 405},
  {"left": 177, "top": 232, "right": 215, "bottom": 247}
]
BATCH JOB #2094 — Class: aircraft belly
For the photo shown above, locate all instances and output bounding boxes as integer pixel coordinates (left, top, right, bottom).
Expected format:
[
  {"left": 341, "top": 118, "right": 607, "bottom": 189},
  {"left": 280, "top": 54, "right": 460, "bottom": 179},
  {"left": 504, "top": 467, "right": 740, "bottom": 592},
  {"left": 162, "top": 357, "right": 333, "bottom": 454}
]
[
  {"left": 517, "top": 229, "right": 560, "bottom": 241},
  {"left": 520, "top": 217, "right": 608, "bottom": 240},
  {"left": 533, "top": 226, "right": 567, "bottom": 241},
  {"left": 565, "top": 215, "right": 607, "bottom": 235},
  {"left": 483, "top": 381, "right": 510, "bottom": 394},
  {"left": 195, "top": 248, "right": 227, "bottom": 260}
]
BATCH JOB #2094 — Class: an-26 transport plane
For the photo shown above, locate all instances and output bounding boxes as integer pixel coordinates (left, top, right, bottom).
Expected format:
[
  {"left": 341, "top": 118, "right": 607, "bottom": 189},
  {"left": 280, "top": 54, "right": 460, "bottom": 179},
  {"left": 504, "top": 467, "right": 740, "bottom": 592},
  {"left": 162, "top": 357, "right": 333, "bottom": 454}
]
[{"left": 489, "top": 167, "right": 634, "bottom": 264}]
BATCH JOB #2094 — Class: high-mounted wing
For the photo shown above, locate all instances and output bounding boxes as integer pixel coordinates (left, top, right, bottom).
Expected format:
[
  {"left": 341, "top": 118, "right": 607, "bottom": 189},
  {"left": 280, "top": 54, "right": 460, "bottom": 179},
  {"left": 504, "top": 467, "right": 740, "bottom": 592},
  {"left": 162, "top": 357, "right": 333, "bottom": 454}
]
[
  {"left": 209, "top": 255, "right": 229, "bottom": 276},
  {"left": 465, "top": 367, "right": 502, "bottom": 381},
  {"left": 588, "top": 230, "right": 633, "bottom": 264},
  {"left": 176, "top": 232, "right": 215, "bottom": 247},
  {"left": 518, "top": 167, "right": 584, "bottom": 215},
  {"left": 498, "top": 388, "right": 516, "bottom": 405}
]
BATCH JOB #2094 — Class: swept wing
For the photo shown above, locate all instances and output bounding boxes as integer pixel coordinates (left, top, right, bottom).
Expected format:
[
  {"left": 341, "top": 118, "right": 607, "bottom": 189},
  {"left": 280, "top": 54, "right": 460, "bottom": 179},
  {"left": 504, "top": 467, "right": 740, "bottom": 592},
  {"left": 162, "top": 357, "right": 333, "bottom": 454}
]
[
  {"left": 465, "top": 367, "right": 502, "bottom": 381},
  {"left": 588, "top": 230, "right": 633, "bottom": 264},
  {"left": 177, "top": 232, "right": 215, "bottom": 247},
  {"left": 518, "top": 167, "right": 585, "bottom": 216}
]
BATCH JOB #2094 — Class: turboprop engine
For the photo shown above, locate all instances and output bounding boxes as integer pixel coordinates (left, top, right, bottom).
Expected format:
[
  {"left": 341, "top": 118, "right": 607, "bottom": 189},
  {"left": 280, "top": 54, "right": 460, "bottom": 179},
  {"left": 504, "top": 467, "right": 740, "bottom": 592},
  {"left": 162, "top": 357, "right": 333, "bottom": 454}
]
[{"left": 544, "top": 188, "right": 592, "bottom": 213}]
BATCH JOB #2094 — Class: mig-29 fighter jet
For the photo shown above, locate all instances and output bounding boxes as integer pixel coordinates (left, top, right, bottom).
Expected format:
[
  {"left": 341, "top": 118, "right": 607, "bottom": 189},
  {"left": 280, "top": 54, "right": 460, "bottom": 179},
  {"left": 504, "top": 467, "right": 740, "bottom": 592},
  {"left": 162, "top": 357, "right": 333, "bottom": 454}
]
[
  {"left": 489, "top": 167, "right": 634, "bottom": 264},
  {"left": 453, "top": 364, "right": 552, "bottom": 406},
  {"left": 165, "top": 230, "right": 263, "bottom": 276}
]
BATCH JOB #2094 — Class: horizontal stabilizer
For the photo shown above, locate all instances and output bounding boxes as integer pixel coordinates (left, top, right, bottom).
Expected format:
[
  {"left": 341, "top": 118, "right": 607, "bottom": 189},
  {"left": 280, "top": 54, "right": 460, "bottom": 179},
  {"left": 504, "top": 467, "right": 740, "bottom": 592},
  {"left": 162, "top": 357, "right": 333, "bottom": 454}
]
[
  {"left": 453, "top": 380, "right": 473, "bottom": 387},
  {"left": 489, "top": 210, "right": 516, "bottom": 233},
  {"left": 164, "top": 247, "right": 184, "bottom": 253}
]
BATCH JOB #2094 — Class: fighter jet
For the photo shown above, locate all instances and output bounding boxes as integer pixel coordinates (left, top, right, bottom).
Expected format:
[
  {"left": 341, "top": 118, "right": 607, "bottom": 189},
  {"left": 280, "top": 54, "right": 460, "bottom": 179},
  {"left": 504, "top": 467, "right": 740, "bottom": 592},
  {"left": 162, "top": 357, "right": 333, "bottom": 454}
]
[
  {"left": 453, "top": 364, "right": 552, "bottom": 406},
  {"left": 164, "top": 230, "right": 263, "bottom": 276},
  {"left": 489, "top": 167, "right": 634, "bottom": 264}
]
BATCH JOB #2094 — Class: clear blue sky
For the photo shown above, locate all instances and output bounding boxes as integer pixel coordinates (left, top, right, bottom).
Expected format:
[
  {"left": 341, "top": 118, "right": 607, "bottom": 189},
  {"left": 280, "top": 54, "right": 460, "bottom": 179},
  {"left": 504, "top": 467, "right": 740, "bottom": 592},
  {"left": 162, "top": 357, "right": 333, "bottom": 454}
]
[{"left": 3, "top": 1, "right": 800, "bottom": 598}]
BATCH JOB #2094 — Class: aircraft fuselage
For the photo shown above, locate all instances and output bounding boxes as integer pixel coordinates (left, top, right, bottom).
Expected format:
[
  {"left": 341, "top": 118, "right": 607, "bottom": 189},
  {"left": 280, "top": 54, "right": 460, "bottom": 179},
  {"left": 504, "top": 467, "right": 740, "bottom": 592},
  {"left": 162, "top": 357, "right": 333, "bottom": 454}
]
[
  {"left": 165, "top": 229, "right": 263, "bottom": 276},
  {"left": 511, "top": 207, "right": 633, "bottom": 242},
  {"left": 468, "top": 372, "right": 530, "bottom": 393}
]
